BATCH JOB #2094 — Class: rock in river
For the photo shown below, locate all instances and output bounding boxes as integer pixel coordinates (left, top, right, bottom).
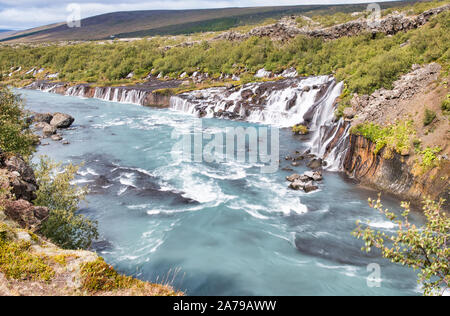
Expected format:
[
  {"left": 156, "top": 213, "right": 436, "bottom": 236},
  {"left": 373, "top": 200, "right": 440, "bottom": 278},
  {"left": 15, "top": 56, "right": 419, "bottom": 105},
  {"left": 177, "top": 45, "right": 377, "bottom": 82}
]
[
  {"left": 50, "top": 113, "right": 75, "bottom": 128},
  {"left": 42, "top": 124, "right": 57, "bottom": 137}
]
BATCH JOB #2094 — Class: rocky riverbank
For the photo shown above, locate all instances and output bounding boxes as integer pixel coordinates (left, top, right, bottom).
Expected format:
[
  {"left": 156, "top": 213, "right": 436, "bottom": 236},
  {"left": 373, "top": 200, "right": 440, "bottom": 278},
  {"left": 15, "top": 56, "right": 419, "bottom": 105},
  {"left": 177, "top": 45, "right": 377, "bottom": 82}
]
[
  {"left": 337, "top": 63, "right": 449, "bottom": 208},
  {"left": 0, "top": 114, "right": 182, "bottom": 296}
]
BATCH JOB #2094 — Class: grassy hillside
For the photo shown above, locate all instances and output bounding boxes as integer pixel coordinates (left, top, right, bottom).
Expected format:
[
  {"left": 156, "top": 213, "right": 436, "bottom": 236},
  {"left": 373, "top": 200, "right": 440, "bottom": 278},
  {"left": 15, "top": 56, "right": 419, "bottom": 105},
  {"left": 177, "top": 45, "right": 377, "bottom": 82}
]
[
  {"left": 1, "top": 1, "right": 419, "bottom": 42},
  {"left": 1, "top": 1, "right": 448, "bottom": 96}
]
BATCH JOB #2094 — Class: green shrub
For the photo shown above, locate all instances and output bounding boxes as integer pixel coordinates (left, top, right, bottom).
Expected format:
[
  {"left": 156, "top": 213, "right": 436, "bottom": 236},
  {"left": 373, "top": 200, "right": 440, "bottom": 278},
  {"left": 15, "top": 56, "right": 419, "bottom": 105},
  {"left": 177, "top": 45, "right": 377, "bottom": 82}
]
[
  {"left": 80, "top": 257, "right": 141, "bottom": 292},
  {"left": 354, "top": 195, "right": 449, "bottom": 296},
  {"left": 0, "top": 87, "right": 37, "bottom": 158},
  {"left": 441, "top": 94, "right": 450, "bottom": 115},
  {"left": 33, "top": 156, "right": 98, "bottom": 250},
  {"left": 419, "top": 146, "right": 442, "bottom": 171},
  {"left": 423, "top": 108, "right": 437, "bottom": 126},
  {"left": 351, "top": 121, "right": 415, "bottom": 158},
  {"left": 335, "top": 86, "right": 352, "bottom": 118},
  {"left": 292, "top": 124, "right": 309, "bottom": 135}
]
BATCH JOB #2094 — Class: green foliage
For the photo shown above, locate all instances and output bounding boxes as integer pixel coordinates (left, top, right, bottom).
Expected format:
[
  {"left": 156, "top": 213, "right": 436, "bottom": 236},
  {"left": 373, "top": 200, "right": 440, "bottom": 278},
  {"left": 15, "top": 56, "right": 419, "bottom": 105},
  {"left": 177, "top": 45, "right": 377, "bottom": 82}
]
[
  {"left": 80, "top": 257, "right": 142, "bottom": 292},
  {"left": 80, "top": 257, "right": 180, "bottom": 295},
  {"left": 335, "top": 86, "right": 352, "bottom": 118},
  {"left": 353, "top": 195, "right": 449, "bottom": 296},
  {"left": 311, "top": 11, "right": 367, "bottom": 28},
  {"left": 351, "top": 121, "right": 415, "bottom": 158},
  {"left": 423, "top": 108, "right": 437, "bottom": 126},
  {"left": 442, "top": 94, "right": 450, "bottom": 115},
  {"left": 418, "top": 146, "right": 442, "bottom": 172},
  {"left": 2, "top": 9, "right": 449, "bottom": 97},
  {"left": 33, "top": 156, "right": 98, "bottom": 250},
  {"left": 0, "top": 238, "right": 54, "bottom": 282},
  {"left": 0, "top": 87, "right": 36, "bottom": 157},
  {"left": 292, "top": 124, "right": 309, "bottom": 135},
  {"left": 296, "top": 17, "right": 312, "bottom": 28}
]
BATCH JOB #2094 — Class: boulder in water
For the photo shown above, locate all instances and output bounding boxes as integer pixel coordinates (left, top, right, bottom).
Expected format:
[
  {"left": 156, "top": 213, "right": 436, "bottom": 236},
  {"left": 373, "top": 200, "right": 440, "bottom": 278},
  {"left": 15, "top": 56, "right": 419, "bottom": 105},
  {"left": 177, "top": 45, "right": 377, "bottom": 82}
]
[
  {"left": 289, "top": 180, "right": 306, "bottom": 190},
  {"left": 286, "top": 174, "right": 301, "bottom": 182},
  {"left": 33, "top": 112, "right": 53, "bottom": 124},
  {"left": 42, "top": 124, "right": 57, "bottom": 137},
  {"left": 241, "top": 89, "right": 253, "bottom": 99},
  {"left": 307, "top": 158, "right": 323, "bottom": 170},
  {"left": 304, "top": 181, "right": 319, "bottom": 193},
  {"left": 304, "top": 170, "right": 323, "bottom": 181},
  {"left": 51, "top": 134, "right": 63, "bottom": 141},
  {"left": 50, "top": 113, "right": 74, "bottom": 128}
]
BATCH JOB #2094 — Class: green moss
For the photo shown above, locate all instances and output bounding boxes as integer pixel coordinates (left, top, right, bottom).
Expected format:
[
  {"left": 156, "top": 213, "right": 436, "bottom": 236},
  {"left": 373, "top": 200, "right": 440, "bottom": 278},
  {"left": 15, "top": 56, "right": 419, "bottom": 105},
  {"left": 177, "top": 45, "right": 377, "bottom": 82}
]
[
  {"left": 351, "top": 121, "right": 415, "bottom": 159},
  {"left": 292, "top": 124, "right": 309, "bottom": 135},
  {"left": 0, "top": 223, "right": 14, "bottom": 242},
  {"left": 423, "top": 108, "right": 437, "bottom": 126},
  {"left": 51, "top": 254, "right": 78, "bottom": 266},
  {"left": 80, "top": 257, "right": 143, "bottom": 292},
  {"left": 0, "top": 238, "right": 54, "bottom": 282},
  {"left": 80, "top": 257, "right": 180, "bottom": 295},
  {"left": 441, "top": 94, "right": 450, "bottom": 116},
  {"left": 335, "top": 86, "right": 352, "bottom": 118},
  {"left": 418, "top": 146, "right": 442, "bottom": 172}
]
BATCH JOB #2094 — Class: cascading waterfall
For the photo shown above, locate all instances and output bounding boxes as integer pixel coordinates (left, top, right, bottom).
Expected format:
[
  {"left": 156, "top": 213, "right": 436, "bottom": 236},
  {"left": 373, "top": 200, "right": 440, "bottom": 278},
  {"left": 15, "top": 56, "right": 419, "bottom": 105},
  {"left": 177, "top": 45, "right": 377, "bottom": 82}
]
[
  {"left": 169, "top": 76, "right": 349, "bottom": 170},
  {"left": 92, "top": 86, "right": 148, "bottom": 105},
  {"left": 27, "top": 82, "right": 149, "bottom": 106},
  {"left": 26, "top": 77, "right": 351, "bottom": 170},
  {"left": 66, "top": 85, "right": 88, "bottom": 98},
  {"left": 170, "top": 76, "right": 337, "bottom": 127},
  {"left": 307, "top": 81, "right": 344, "bottom": 156}
]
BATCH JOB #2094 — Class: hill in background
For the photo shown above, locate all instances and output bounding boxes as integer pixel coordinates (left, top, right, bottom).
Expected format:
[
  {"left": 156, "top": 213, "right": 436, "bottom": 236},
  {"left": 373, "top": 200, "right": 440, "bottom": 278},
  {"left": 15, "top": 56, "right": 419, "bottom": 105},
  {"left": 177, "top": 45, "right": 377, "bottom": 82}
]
[{"left": 1, "top": 1, "right": 421, "bottom": 43}]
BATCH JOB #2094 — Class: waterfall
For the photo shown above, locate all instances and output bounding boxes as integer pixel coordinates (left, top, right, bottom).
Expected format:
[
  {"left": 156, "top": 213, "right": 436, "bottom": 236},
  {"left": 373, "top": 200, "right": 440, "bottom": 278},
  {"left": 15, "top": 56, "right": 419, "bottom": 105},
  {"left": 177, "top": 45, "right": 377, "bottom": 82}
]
[
  {"left": 169, "top": 76, "right": 350, "bottom": 170},
  {"left": 26, "top": 76, "right": 351, "bottom": 170},
  {"left": 92, "top": 87, "right": 148, "bottom": 105},
  {"left": 308, "top": 81, "right": 344, "bottom": 156},
  {"left": 324, "top": 121, "right": 351, "bottom": 171},
  {"left": 66, "top": 85, "right": 87, "bottom": 97},
  {"left": 170, "top": 76, "right": 338, "bottom": 128}
]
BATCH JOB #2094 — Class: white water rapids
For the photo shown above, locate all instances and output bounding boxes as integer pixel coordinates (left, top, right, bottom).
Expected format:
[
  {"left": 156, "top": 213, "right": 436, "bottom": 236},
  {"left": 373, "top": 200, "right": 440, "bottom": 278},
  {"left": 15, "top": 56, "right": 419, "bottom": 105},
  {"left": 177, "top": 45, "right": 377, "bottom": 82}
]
[{"left": 26, "top": 75, "right": 349, "bottom": 170}]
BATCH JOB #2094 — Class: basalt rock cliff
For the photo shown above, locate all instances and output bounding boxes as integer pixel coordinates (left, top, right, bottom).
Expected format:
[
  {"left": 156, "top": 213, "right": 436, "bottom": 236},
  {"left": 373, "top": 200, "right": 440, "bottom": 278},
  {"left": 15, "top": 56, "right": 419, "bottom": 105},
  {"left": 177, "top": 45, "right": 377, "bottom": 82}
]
[{"left": 337, "top": 63, "right": 449, "bottom": 208}]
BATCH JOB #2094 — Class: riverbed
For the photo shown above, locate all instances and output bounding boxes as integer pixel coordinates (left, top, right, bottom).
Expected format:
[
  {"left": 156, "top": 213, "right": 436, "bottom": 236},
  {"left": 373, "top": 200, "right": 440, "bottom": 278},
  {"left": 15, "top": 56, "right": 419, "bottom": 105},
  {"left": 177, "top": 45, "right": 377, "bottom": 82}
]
[{"left": 18, "top": 88, "right": 421, "bottom": 296}]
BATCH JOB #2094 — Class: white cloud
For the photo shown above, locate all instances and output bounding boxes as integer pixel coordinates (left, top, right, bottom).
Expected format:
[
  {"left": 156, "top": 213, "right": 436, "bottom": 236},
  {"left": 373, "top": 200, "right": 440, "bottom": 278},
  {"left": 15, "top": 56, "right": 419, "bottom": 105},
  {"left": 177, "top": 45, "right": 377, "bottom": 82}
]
[{"left": 0, "top": 0, "right": 396, "bottom": 30}]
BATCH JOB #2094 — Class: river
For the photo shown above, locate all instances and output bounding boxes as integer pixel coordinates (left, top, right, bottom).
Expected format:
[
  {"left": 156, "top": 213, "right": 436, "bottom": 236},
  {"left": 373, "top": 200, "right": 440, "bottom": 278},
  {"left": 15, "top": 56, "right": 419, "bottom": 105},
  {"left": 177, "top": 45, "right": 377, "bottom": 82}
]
[{"left": 17, "top": 87, "right": 422, "bottom": 296}]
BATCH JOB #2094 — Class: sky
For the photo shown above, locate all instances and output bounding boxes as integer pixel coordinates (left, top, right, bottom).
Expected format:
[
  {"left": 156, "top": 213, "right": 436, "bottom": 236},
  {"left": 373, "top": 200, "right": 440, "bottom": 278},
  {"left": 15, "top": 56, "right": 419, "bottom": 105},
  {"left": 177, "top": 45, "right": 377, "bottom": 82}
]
[{"left": 0, "top": 0, "right": 397, "bottom": 30}]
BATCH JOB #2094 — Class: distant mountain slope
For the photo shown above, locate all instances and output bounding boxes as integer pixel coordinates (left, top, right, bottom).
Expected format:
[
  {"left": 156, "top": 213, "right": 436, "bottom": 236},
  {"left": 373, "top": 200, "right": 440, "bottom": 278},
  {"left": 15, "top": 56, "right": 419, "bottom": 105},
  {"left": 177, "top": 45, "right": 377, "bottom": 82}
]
[{"left": 1, "top": 1, "right": 418, "bottom": 43}]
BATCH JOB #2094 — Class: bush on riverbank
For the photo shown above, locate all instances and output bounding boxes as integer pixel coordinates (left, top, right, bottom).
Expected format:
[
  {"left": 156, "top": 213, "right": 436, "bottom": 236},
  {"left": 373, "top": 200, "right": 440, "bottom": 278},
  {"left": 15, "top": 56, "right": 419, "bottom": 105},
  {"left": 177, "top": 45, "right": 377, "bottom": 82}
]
[
  {"left": 33, "top": 157, "right": 98, "bottom": 250},
  {"left": 0, "top": 87, "right": 36, "bottom": 158},
  {"left": 353, "top": 195, "right": 449, "bottom": 296}
]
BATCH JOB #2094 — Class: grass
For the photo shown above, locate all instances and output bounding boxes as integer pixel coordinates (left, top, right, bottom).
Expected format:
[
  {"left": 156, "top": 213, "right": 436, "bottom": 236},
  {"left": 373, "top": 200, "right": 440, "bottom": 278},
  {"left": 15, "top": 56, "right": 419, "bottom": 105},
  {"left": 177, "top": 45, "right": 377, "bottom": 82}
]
[
  {"left": 80, "top": 257, "right": 181, "bottom": 295},
  {"left": 0, "top": 238, "right": 54, "bottom": 282},
  {"left": 423, "top": 108, "right": 437, "bottom": 126},
  {"left": 351, "top": 121, "right": 415, "bottom": 158}
]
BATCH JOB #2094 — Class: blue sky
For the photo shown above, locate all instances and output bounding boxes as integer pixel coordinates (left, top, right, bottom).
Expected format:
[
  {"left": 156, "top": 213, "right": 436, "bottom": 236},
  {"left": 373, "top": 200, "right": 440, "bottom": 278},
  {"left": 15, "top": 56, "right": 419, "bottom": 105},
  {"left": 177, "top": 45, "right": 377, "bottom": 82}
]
[{"left": 0, "top": 0, "right": 396, "bottom": 30}]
